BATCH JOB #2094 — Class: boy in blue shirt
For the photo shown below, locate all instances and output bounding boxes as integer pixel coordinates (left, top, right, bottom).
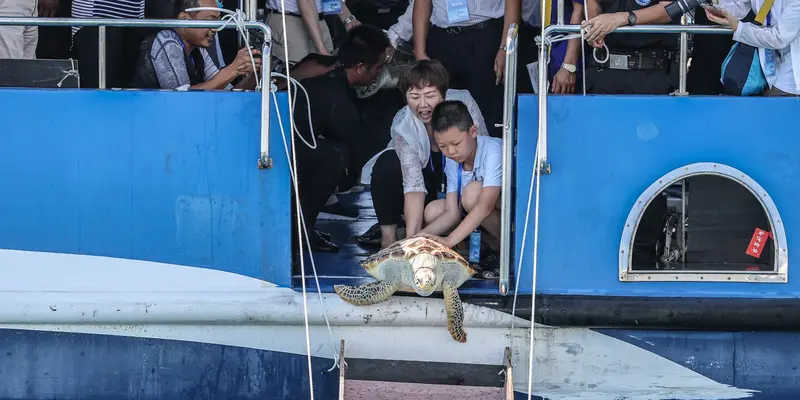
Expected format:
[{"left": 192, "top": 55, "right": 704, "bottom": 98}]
[{"left": 416, "top": 100, "right": 504, "bottom": 249}]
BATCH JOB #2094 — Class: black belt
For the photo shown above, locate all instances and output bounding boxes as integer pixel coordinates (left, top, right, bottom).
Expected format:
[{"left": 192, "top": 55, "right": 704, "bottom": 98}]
[
  {"left": 587, "top": 49, "right": 675, "bottom": 70},
  {"left": 432, "top": 19, "right": 495, "bottom": 35},
  {"left": 266, "top": 8, "right": 324, "bottom": 21}
]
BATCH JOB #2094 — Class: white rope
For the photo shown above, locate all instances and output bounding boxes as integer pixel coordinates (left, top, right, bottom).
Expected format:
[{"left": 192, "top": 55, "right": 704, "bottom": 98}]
[
  {"left": 525, "top": 111, "right": 544, "bottom": 400},
  {"left": 513, "top": 6, "right": 607, "bottom": 399},
  {"left": 277, "top": 0, "right": 315, "bottom": 397},
  {"left": 57, "top": 58, "right": 80, "bottom": 88},
  {"left": 183, "top": 4, "right": 335, "bottom": 396},
  {"left": 272, "top": 72, "right": 343, "bottom": 375},
  {"left": 535, "top": 31, "right": 609, "bottom": 68}
]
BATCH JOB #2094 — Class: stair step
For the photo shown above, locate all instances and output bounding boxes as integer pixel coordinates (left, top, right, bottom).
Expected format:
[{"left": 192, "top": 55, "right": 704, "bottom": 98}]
[
  {"left": 343, "top": 380, "right": 503, "bottom": 400},
  {"left": 338, "top": 341, "right": 515, "bottom": 400}
]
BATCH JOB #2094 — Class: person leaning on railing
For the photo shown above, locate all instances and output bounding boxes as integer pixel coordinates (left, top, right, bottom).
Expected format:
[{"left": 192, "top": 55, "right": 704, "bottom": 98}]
[
  {"left": 707, "top": 0, "right": 800, "bottom": 96},
  {"left": 129, "top": 0, "right": 262, "bottom": 90},
  {"left": 579, "top": 0, "right": 681, "bottom": 94}
]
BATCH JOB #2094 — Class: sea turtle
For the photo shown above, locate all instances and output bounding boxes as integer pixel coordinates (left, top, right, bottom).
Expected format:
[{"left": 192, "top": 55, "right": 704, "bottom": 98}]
[{"left": 334, "top": 237, "right": 477, "bottom": 342}]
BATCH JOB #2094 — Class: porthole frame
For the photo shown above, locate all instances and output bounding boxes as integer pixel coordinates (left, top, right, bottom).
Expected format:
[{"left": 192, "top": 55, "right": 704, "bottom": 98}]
[{"left": 619, "top": 163, "right": 788, "bottom": 283}]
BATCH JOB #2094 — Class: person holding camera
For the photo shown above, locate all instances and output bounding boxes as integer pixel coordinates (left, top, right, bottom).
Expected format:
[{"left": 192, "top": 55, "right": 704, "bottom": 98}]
[
  {"left": 579, "top": 0, "right": 681, "bottom": 94},
  {"left": 130, "top": 0, "right": 262, "bottom": 90}
]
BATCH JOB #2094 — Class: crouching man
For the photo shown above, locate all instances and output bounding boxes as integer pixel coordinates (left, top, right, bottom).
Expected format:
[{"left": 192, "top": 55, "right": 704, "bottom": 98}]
[{"left": 414, "top": 100, "right": 502, "bottom": 250}]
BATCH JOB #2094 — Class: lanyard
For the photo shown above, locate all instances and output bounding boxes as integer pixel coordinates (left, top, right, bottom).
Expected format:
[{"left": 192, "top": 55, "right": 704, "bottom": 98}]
[
  {"left": 430, "top": 153, "right": 446, "bottom": 194},
  {"left": 457, "top": 163, "right": 463, "bottom": 206},
  {"left": 173, "top": 29, "right": 196, "bottom": 67}
]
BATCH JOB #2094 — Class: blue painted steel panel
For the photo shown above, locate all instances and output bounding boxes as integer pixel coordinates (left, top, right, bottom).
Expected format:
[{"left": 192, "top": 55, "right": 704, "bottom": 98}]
[
  {"left": 514, "top": 95, "right": 800, "bottom": 298},
  {"left": 601, "top": 329, "right": 800, "bottom": 397},
  {"left": 0, "top": 89, "right": 293, "bottom": 286},
  {"left": 0, "top": 328, "right": 337, "bottom": 400}
]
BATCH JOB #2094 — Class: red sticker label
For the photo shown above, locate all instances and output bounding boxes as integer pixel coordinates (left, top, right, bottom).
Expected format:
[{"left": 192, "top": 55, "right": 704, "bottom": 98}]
[{"left": 746, "top": 228, "right": 771, "bottom": 258}]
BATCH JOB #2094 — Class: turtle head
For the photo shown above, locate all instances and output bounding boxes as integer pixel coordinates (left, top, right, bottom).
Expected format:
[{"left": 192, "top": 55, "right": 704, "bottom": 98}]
[{"left": 411, "top": 253, "right": 437, "bottom": 296}]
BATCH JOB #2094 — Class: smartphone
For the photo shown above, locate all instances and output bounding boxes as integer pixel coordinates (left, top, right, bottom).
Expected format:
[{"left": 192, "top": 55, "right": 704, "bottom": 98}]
[{"left": 700, "top": 3, "right": 726, "bottom": 18}]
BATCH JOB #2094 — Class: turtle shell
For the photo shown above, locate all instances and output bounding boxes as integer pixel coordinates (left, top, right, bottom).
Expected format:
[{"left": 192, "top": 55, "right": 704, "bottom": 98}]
[{"left": 359, "top": 237, "right": 474, "bottom": 274}]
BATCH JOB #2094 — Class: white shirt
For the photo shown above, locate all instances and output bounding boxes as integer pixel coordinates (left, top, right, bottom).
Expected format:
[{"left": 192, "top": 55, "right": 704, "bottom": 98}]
[
  {"left": 445, "top": 135, "right": 504, "bottom": 195},
  {"left": 358, "top": 89, "right": 489, "bottom": 191},
  {"left": 721, "top": 0, "right": 800, "bottom": 94},
  {"left": 266, "top": 0, "right": 324, "bottom": 14},
  {"left": 427, "top": 0, "right": 505, "bottom": 28},
  {"left": 523, "top": 0, "right": 542, "bottom": 27},
  {"left": 388, "top": 0, "right": 415, "bottom": 47}
]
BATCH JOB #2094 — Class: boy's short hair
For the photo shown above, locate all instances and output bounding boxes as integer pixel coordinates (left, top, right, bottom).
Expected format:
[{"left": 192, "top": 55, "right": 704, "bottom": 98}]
[
  {"left": 338, "top": 25, "right": 391, "bottom": 70},
  {"left": 398, "top": 59, "right": 450, "bottom": 96},
  {"left": 431, "top": 100, "right": 474, "bottom": 134}
]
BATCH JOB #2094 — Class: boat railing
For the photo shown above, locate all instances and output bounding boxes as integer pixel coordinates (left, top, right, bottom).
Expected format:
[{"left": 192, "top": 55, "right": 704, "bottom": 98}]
[
  {"left": 497, "top": 22, "right": 736, "bottom": 294},
  {"left": 534, "top": 24, "right": 734, "bottom": 175},
  {"left": 0, "top": 16, "right": 274, "bottom": 169}
]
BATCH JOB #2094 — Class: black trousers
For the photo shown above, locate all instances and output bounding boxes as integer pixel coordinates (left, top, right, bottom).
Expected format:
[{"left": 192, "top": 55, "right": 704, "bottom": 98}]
[
  {"left": 371, "top": 150, "right": 441, "bottom": 226},
  {"left": 585, "top": 58, "right": 679, "bottom": 94},
  {"left": 71, "top": 26, "right": 147, "bottom": 89},
  {"left": 516, "top": 23, "right": 541, "bottom": 94},
  {"left": 294, "top": 139, "right": 348, "bottom": 231},
  {"left": 427, "top": 18, "right": 505, "bottom": 138}
]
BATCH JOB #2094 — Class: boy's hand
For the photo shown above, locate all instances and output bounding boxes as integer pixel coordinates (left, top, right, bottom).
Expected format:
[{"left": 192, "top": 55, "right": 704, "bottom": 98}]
[{"left": 412, "top": 232, "right": 452, "bottom": 248}]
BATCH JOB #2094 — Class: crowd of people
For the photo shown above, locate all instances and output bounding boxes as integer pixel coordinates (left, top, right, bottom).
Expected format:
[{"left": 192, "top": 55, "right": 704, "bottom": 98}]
[{"left": 0, "top": 0, "right": 797, "bottom": 275}]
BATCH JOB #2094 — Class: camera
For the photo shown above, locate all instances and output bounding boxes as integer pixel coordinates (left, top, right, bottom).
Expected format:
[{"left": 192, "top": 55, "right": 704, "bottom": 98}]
[{"left": 664, "top": 0, "right": 711, "bottom": 19}]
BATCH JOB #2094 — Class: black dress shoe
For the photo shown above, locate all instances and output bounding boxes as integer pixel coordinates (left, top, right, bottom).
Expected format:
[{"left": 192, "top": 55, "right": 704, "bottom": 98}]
[
  {"left": 310, "top": 231, "right": 339, "bottom": 253},
  {"left": 314, "top": 229, "right": 332, "bottom": 241}
]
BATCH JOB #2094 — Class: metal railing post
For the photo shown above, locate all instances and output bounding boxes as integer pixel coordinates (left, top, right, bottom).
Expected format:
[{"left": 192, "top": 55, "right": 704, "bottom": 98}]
[
  {"left": 98, "top": 25, "right": 106, "bottom": 89},
  {"left": 678, "top": 15, "right": 689, "bottom": 95},
  {"left": 259, "top": 39, "right": 273, "bottom": 169},
  {"left": 499, "top": 24, "right": 519, "bottom": 296},
  {"left": 0, "top": 17, "right": 274, "bottom": 169}
]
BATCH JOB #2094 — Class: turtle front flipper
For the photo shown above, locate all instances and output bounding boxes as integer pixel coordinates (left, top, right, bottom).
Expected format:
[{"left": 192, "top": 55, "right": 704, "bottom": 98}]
[
  {"left": 443, "top": 280, "right": 467, "bottom": 343},
  {"left": 334, "top": 281, "right": 399, "bottom": 306}
]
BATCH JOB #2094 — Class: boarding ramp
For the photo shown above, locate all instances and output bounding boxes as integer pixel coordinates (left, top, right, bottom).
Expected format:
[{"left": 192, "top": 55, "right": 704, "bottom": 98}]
[{"left": 338, "top": 340, "right": 514, "bottom": 400}]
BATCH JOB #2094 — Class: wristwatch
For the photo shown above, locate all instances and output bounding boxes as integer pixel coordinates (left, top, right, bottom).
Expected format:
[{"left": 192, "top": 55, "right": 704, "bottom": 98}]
[
  {"left": 627, "top": 11, "right": 637, "bottom": 26},
  {"left": 343, "top": 15, "right": 357, "bottom": 25},
  {"left": 561, "top": 63, "right": 577, "bottom": 73}
]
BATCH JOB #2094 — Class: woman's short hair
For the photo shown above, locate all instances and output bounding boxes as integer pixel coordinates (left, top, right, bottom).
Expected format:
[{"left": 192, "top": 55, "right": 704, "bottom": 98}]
[{"left": 398, "top": 59, "right": 450, "bottom": 97}]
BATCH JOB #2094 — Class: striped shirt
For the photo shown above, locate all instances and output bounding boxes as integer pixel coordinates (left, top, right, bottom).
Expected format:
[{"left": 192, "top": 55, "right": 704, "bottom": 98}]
[
  {"left": 71, "top": 0, "right": 145, "bottom": 35},
  {"left": 428, "top": 0, "right": 504, "bottom": 28},
  {"left": 266, "top": 0, "right": 324, "bottom": 14}
]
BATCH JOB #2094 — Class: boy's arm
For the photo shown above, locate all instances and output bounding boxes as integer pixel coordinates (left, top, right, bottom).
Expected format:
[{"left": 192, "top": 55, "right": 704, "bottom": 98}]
[
  {"left": 444, "top": 186, "right": 501, "bottom": 247},
  {"left": 420, "top": 191, "right": 462, "bottom": 236}
]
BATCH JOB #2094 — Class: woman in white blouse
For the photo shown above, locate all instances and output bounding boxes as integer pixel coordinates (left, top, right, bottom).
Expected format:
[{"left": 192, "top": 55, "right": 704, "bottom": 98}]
[
  {"left": 358, "top": 60, "right": 489, "bottom": 248},
  {"left": 709, "top": 0, "right": 800, "bottom": 95}
]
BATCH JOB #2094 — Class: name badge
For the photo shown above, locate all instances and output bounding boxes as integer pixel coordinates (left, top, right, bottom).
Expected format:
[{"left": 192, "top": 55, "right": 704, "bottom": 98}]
[
  {"left": 764, "top": 49, "right": 777, "bottom": 78},
  {"left": 321, "top": 0, "right": 342, "bottom": 15},
  {"left": 446, "top": 0, "right": 469, "bottom": 24}
]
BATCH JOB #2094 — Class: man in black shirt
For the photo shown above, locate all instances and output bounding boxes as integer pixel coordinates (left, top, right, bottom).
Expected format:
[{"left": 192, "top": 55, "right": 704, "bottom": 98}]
[
  {"left": 292, "top": 24, "right": 392, "bottom": 252},
  {"left": 581, "top": 0, "right": 680, "bottom": 94}
]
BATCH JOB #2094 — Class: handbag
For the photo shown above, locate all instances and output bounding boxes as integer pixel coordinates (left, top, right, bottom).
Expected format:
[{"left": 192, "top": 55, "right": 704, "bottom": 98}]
[{"left": 720, "top": 0, "right": 776, "bottom": 96}]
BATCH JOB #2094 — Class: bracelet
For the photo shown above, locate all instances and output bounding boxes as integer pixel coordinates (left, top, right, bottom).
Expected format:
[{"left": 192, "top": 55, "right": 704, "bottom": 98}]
[{"left": 343, "top": 15, "right": 357, "bottom": 25}]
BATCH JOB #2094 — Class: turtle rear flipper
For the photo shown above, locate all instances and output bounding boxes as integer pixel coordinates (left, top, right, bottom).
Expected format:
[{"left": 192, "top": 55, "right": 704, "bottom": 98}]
[
  {"left": 334, "top": 281, "right": 399, "bottom": 306},
  {"left": 443, "top": 279, "right": 467, "bottom": 343}
]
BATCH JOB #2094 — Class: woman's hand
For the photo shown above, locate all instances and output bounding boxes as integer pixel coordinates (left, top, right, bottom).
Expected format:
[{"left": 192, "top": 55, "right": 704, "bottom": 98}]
[
  {"left": 412, "top": 232, "right": 453, "bottom": 247},
  {"left": 705, "top": 8, "right": 740, "bottom": 31}
]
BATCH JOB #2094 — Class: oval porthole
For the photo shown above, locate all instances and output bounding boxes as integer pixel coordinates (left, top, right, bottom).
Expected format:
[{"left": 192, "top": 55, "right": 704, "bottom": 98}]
[{"left": 619, "top": 163, "right": 788, "bottom": 283}]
